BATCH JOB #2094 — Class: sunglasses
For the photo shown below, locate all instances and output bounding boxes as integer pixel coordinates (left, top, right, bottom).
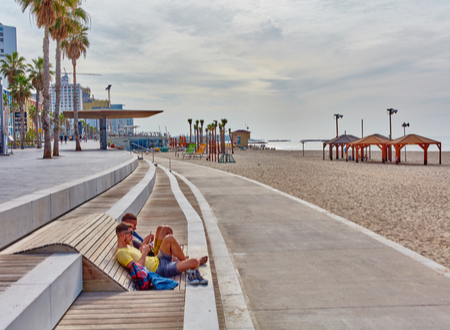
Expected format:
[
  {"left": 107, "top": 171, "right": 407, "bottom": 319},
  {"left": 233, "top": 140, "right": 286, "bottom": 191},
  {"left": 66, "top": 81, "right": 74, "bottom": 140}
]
[{"left": 123, "top": 230, "right": 133, "bottom": 235}]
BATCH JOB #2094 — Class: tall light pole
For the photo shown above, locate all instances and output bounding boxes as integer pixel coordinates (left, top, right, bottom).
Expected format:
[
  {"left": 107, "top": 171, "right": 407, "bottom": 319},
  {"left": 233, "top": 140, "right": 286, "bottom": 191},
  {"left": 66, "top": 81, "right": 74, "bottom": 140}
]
[
  {"left": 334, "top": 114, "right": 343, "bottom": 137},
  {"left": 402, "top": 122, "right": 409, "bottom": 162},
  {"left": 386, "top": 108, "right": 398, "bottom": 140},
  {"left": 105, "top": 85, "right": 112, "bottom": 134}
]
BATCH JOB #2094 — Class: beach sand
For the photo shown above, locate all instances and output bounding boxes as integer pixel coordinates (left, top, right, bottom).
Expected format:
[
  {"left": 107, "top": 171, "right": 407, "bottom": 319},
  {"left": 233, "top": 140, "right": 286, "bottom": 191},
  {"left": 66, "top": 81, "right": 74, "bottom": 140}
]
[{"left": 176, "top": 149, "right": 450, "bottom": 270}]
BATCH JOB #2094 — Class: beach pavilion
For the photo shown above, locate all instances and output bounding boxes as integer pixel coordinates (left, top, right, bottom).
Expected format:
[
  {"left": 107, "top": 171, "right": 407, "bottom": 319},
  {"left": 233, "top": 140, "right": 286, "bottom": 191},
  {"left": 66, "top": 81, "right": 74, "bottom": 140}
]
[
  {"left": 63, "top": 109, "right": 163, "bottom": 150},
  {"left": 346, "top": 134, "right": 390, "bottom": 163},
  {"left": 387, "top": 134, "right": 442, "bottom": 165},
  {"left": 323, "top": 134, "right": 360, "bottom": 160}
]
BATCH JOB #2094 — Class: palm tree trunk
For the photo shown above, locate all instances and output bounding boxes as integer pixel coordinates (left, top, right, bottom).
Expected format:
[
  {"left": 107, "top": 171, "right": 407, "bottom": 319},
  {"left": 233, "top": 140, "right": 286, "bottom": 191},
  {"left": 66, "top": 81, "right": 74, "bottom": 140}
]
[
  {"left": 43, "top": 27, "right": 52, "bottom": 158},
  {"left": 53, "top": 40, "right": 61, "bottom": 156},
  {"left": 36, "top": 90, "right": 42, "bottom": 149},
  {"left": 73, "top": 59, "right": 81, "bottom": 151},
  {"left": 12, "top": 101, "right": 16, "bottom": 149},
  {"left": 20, "top": 104, "right": 24, "bottom": 149}
]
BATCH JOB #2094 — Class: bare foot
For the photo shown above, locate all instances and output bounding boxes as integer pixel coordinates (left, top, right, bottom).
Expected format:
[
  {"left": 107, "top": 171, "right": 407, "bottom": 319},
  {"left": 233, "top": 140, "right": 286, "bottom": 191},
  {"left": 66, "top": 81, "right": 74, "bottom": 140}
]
[{"left": 199, "top": 256, "right": 208, "bottom": 265}]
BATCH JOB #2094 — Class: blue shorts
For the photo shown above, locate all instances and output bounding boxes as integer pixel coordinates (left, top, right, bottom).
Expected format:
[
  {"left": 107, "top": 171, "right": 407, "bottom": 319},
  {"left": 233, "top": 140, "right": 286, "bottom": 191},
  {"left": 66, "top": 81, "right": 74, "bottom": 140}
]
[{"left": 156, "top": 250, "right": 181, "bottom": 277}]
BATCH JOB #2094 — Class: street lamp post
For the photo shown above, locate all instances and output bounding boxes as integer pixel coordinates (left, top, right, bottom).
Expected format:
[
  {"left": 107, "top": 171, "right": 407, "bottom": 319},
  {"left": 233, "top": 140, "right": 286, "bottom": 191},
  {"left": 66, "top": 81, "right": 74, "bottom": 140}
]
[
  {"left": 333, "top": 114, "right": 343, "bottom": 160},
  {"left": 334, "top": 114, "right": 343, "bottom": 137},
  {"left": 387, "top": 108, "right": 398, "bottom": 161},
  {"left": 402, "top": 122, "right": 409, "bottom": 162}
]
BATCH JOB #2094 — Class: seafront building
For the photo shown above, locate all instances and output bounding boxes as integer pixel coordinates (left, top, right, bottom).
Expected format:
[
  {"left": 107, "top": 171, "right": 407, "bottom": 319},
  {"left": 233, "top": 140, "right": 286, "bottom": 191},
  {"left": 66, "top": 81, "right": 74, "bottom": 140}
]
[
  {"left": 50, "top": 73, "right": 83, "bottom": 114},
  {"left": 0, "top": 22, "right": 17, "bottom": 90}
]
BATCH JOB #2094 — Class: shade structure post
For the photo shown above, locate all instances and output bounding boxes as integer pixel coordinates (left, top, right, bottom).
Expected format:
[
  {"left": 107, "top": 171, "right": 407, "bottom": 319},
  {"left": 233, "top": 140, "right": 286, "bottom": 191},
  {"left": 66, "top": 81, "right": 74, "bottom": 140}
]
[
  {"left": 341, "top": 144, "right": 344, "bottom": 158},
  {"left": 355, "top": 145, "right": 359, "bottom": 163},
  {"left": 336, "top": 144, "right": 339, "bottom": 160},
  {"left": 323, "top": 143, "right": 325, "bottom": 160},
  {"left": 101, "top": 116, "right": 107, "bottom": 150},
  {"left": 439, "top": 143, "right": 441, "bottom": 165},
  {"left": 352, "top": 146, "right": 355, "bottom": 161},
  {"left": 424, "top": 143, "right": 429, "bottom": 165}
]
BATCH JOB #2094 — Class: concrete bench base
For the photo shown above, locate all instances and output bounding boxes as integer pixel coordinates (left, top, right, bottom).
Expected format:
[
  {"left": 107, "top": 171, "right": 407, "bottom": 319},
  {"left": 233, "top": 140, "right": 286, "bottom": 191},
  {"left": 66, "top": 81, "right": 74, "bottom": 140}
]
[{"left": 0, "top": 253, "right": 82, "bottom": 330}]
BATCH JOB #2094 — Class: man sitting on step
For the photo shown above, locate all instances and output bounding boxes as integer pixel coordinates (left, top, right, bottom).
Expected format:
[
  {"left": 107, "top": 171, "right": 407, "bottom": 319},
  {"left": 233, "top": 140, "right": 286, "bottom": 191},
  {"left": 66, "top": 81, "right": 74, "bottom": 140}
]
[
  {"left": 121, "top": 213, "right": 172, "bottom": 257},
  {"left": 116, "top": 222, "right": 208, "bottom": 284}
]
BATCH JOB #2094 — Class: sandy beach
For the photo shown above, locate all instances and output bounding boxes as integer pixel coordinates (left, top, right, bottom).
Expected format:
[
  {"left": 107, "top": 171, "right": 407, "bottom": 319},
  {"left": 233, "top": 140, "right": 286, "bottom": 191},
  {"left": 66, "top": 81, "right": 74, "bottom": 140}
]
[{"left": 175, "top": 149, "right": 450, "bottom": 270}]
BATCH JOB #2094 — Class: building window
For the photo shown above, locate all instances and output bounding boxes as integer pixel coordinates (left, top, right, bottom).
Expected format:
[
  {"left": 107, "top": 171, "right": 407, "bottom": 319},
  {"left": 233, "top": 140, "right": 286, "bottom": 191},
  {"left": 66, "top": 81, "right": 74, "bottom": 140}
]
[
  {"left": 0, "top": 49, "right": 3, "bottom": 54},
  {"left": 0, "top": 32, "right": 3, "bottom": 36}
]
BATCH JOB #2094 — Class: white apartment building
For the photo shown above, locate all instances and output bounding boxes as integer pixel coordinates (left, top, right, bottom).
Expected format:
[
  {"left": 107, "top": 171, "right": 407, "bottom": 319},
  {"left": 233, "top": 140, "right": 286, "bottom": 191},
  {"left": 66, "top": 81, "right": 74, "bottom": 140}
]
[
  {"left": 0, "top": 22, "right": 18, "bottom": 90},
  {"left": 50, "top": 73, "right": 83, "bottom": 113}
]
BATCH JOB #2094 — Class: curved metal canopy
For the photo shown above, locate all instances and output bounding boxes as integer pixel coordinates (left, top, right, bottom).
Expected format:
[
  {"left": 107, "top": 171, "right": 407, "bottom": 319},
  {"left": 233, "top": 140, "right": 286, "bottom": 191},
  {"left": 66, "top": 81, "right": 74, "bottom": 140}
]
[{"left": 63, "top": 109, "right": 163, "bottom": 119}]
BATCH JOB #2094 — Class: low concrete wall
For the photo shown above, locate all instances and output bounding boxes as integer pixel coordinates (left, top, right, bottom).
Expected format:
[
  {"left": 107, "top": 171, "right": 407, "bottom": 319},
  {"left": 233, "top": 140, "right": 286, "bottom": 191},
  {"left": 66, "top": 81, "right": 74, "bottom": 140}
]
[
  {"left": 0, "top": 253, "right": 82, "bottom": 330},
  {"left": 107, "top": 159, "right": 156, "bottom": 222},
  {"left": 0, "top": 155, "right": 138, "bottom": 250}
]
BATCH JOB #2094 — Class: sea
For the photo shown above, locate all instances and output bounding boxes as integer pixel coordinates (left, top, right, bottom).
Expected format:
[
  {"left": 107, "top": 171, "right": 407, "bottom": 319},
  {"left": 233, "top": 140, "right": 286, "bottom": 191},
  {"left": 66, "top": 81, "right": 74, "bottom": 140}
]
[{"left": 255, "top": 135, "right": 450, "bottom": 152}]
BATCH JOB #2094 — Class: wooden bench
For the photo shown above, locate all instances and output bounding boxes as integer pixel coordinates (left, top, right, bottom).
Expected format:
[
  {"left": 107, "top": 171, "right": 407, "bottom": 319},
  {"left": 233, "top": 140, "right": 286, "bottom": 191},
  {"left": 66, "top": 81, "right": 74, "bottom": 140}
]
[{"left": 5, "top": 213, "right": 185, "bottom": 292}]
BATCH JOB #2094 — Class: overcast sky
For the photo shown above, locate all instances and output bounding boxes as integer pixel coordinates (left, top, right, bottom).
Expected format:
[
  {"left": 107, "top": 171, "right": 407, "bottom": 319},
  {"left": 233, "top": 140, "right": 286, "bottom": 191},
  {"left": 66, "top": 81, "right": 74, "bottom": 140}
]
[{"left": 3, "top": 0, "right": 450, "bottom": 144}]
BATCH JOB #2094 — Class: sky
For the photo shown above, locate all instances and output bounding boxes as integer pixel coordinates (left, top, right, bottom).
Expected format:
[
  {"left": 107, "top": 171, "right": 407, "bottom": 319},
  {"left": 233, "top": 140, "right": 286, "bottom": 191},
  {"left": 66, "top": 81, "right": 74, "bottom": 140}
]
[{"left": 2, "top": 0, "right": 450, "bottom": 145}]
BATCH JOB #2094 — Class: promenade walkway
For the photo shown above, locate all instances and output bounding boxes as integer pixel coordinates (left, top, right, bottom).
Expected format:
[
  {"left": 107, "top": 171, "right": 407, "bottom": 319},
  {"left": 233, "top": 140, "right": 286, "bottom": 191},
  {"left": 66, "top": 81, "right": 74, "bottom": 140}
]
[
  {"left": 163, "top": 158, "right": 450, "bottom": 330},
  {"left": 0, "top": 141, "right": 132, "bottom": 204}
]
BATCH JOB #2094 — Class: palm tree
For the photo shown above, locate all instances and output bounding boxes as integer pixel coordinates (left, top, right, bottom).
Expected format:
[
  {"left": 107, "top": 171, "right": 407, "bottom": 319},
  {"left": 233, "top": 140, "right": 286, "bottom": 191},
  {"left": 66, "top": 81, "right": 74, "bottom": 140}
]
[
  {"left": 15, "top": 0, "right": 71, "bottom": 158},
  {"left": 221, "top": 118, "right": 228, "bottom": 153},
  {"left": 27, "top": 57, "right": 51, "bottom": 149},
  {"left": 50, "top": 3, "right": 90, "bottom": 156},
  {"left": 10, "top": 74, "right": 32, "bottom": 149},
  {"left": 2, "top": 94, "right": 11, "bottom": 140},
  {"left": 0, "top": 51, "right": 26, "bottom": 148},
  {"left": 187, "top": 118, "right": 192, "bottom": 144},
  {"left": 61, "top": 23, "right": 90, "bottom": 151},
  {"left": 200, "top": 119, "right": 204, "bottom": 144}
]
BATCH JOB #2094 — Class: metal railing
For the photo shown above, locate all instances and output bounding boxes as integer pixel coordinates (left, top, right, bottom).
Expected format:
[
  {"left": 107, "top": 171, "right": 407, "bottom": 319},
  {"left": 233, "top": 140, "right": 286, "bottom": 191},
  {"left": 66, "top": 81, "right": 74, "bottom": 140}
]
[{"left": 130, "top": 142, "right": 171, "bottom": 171}]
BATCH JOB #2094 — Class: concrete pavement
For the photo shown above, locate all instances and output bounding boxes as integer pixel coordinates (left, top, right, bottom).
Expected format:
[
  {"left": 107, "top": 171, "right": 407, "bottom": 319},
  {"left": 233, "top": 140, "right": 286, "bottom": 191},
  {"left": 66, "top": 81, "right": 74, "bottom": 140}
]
[
  {"left": 0, "top": 140, "right": 132, "bottom": 204},
  {"left": 165, "top": 158, "right": 450, "bottom": 330}
]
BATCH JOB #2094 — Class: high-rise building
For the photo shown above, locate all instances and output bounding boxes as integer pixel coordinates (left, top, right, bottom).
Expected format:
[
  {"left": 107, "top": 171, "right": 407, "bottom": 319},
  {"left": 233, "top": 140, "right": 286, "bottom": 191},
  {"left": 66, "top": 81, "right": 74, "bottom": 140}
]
[
  {"left": 50, "top": 73, "right": 83, "bottom": 114},
  {"left": 0, "top": 22, "right": 18, "bottom": 90}
]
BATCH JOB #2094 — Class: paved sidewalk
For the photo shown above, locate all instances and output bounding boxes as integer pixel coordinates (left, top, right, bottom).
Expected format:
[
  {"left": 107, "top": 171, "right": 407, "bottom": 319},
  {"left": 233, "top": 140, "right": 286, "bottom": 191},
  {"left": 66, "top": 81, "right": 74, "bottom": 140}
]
[
  {"left": 166, "top": 159, "right": 450, "bottom": 330},
  {"left": 0, "top": 141, "right": 132, "bottom": 204}
]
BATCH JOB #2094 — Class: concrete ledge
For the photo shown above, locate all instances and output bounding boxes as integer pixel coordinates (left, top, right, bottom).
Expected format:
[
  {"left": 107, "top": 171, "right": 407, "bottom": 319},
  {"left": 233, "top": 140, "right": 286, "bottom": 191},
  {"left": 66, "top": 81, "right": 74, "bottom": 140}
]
[
  {"left": 173, "top": 170, "right": 254, "bottom": 330},
  {"left": 106, "top": 159, "right": 156, "bottom": 222},
  {"left": 0, "top": 253, "right": 82, "bottom": 330},
  {"left": 0, "top": 155, "right": 138, "bottom": 250},
  {"left": 159, "top": 166, "right": 219, "bottom": 330}
]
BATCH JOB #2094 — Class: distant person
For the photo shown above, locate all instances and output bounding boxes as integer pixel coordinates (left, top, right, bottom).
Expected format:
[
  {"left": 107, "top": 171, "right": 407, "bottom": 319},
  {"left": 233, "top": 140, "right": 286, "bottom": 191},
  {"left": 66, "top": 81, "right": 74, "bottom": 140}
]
[
  {"left": 116, "top": 222, "right": 208, "bottom": 284},
  {"left": 64, "top": 135, "right": 67, "bottom": 144},
  {"left": 60, "top": 134, "right": 63, "bottom": 144}
]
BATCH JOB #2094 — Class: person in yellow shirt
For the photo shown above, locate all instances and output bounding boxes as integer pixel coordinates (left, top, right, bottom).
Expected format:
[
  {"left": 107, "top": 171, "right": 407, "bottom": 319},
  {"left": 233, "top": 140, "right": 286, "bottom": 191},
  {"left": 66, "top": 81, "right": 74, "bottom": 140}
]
[{"left": 116, "top": 223, "right": 208, "bottom": 283}]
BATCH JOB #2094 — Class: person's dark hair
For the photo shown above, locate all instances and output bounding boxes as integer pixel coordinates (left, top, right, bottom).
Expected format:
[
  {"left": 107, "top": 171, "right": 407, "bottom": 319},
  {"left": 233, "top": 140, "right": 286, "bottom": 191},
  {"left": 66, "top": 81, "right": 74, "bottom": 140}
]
[
  {"left": 116, "top": 222, "right": 133, "bottom": 236},
  {"left": 122, "top": 213, "right": 137, "bottom": 223}
]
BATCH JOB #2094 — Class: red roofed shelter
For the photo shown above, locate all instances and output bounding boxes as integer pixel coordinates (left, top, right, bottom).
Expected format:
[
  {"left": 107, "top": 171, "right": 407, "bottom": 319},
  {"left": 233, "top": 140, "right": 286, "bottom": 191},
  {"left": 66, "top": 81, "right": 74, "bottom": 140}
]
[
  {"left": 346, "top": 134, "right": 390, "bottom": 163},
  {"left": 387, "top": 134, "right": 441, "bottom": 165}
]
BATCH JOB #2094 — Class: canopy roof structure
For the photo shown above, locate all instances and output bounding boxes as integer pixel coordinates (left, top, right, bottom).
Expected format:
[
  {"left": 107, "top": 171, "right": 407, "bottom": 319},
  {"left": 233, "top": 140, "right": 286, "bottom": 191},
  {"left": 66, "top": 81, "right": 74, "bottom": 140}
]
[
  {"left": 387, "top": 134, "right": 441, "bottom": 165},
  {"left": 323, "top": 134, "right": 360, "bottom": 160},
  {"left": 347, "top": 133, "right": 390, "bottom": 146},
  {"left": 63, "top": 109, "right": 163, "bottom": 150},
  {"left": 325, "top": 134, "right": 360, "bottom": 145},
  {"left": 63, "top": 109, "right": 163, "bottom": 119}
]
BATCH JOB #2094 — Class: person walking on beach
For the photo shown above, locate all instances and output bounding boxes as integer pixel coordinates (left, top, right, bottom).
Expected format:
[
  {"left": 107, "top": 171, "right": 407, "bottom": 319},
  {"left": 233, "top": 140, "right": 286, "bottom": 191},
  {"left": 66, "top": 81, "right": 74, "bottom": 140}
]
[{"left": 64, "top": 134, "right": 67, "bottom": 144}]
